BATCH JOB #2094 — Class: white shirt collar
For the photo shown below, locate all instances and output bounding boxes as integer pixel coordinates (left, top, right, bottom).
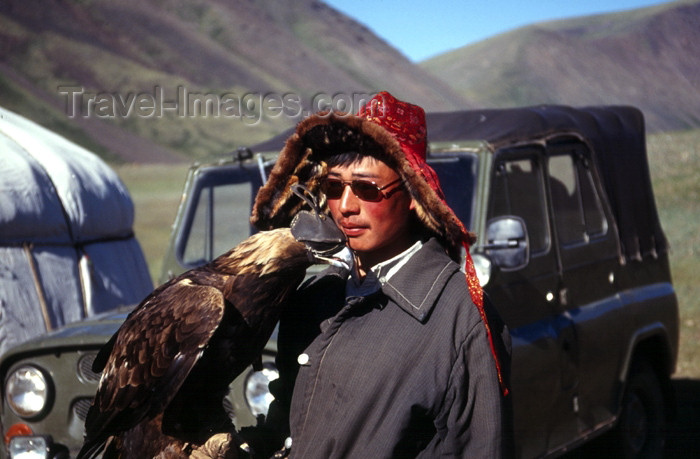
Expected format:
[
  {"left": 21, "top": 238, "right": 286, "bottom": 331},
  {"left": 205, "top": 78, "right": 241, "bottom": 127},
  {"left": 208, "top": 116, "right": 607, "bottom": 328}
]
[{"left": 346, "top": 240, "right": 423, "bottom": 298}]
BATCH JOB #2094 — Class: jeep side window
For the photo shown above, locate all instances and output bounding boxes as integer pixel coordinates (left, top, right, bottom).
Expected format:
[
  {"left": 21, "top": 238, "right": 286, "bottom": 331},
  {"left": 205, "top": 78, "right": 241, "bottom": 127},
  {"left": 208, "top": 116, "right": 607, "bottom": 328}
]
[
  {"left": 488, "top": 157, "right": 549, "bottom": 254},
  {"left": 548, "top": 152, "right": 608, "bottom": 246}
]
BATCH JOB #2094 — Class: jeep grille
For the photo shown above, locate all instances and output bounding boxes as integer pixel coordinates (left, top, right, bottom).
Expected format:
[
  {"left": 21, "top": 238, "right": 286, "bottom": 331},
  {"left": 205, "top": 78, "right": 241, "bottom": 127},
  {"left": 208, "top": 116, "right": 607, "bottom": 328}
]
[
  {"left": 78, "top": 352, "right": 102, "bottom": 383},
  {"left": 72, "top": 397, "right": 94, "bottom": 422}
]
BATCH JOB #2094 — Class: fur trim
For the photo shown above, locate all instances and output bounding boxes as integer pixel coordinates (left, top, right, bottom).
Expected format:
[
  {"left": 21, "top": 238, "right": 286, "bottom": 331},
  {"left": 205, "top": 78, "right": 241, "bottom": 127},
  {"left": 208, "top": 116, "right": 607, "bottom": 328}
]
[{"left": 251, "top": 112, "right": 473, "bottom": 261}]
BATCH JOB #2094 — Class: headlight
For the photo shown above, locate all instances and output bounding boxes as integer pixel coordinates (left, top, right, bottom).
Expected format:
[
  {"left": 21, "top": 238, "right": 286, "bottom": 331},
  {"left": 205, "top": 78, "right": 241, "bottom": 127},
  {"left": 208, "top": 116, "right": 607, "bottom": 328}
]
[
  {"left": 5, "top": 366, "right": 52, "bottom": 419},
  {"left": 472, "top": 253, "right": 492, "bottom": 287},
  {"left": 244, "top": 362, "right": 279, "bottom": 417},
  {"left": 8, "top": 435, "right": 50, "bottom": 459}
]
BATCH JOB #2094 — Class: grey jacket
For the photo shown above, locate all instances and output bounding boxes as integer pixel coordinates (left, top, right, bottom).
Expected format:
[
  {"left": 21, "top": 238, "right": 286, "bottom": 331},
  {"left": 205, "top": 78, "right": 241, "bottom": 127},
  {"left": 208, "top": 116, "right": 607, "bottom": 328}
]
[{"left": 265, "top": 238, "right": 512, "bottom": 458}]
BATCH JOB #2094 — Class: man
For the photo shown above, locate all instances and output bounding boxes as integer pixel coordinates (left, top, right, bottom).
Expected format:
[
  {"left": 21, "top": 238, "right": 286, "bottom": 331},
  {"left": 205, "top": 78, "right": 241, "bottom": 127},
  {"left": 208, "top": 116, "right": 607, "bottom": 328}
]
[{"left": 249, "top": 92, "right": 512, "bottom": 458}]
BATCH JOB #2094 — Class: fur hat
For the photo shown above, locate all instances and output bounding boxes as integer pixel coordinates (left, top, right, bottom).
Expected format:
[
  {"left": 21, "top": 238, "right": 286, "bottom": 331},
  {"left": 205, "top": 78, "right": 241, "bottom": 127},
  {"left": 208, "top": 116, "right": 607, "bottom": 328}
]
[{"left": 251, "top": 92, "right": 474, "bottom": 261}]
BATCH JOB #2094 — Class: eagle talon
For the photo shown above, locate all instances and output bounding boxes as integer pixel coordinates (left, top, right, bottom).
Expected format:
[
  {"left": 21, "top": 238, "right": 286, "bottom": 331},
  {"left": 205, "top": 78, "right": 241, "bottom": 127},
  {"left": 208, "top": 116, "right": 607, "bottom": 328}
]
[{"left": 290, "top": 183, "right": 322, "bottom": 215}]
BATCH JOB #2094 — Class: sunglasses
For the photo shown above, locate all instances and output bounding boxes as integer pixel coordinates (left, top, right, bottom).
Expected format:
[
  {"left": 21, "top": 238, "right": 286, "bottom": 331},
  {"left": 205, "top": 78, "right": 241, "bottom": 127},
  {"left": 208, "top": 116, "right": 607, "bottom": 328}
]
[{"left": 321, "top": 177, "right": 404, "bottom": 202}]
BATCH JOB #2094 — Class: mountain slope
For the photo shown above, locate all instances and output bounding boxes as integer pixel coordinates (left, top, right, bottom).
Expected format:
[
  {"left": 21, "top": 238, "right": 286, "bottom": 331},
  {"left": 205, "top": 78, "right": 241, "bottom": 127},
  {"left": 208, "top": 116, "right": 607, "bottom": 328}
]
[
  {"left": 0, "top": 0, "right": 468, "bottom": 162},
  {"left": 421, "top": 0, "right": 700, "bottom": 132}
]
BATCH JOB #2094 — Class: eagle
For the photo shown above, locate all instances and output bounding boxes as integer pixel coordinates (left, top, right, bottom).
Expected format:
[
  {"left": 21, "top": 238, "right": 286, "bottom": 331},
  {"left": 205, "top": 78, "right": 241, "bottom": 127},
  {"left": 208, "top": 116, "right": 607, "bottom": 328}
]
[{"left": 77, "top": 185, "right": 352, "bottom": 459}]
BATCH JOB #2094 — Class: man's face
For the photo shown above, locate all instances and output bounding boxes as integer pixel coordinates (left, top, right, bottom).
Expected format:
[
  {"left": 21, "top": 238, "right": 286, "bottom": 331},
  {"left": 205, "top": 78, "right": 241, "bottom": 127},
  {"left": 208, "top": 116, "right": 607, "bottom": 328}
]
[{"left": 326, "top": 156, "right": 417, "bottom": 269}]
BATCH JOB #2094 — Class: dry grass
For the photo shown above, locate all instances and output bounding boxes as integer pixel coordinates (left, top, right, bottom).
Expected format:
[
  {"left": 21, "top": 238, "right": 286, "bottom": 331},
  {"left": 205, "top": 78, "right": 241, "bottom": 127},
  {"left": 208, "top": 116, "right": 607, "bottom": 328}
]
[
  {"left": 647, "top": 129, "right": 700, "bottom": 378},
  {"left": 114, "top": 163, "right": 190, "bottom": 282}
]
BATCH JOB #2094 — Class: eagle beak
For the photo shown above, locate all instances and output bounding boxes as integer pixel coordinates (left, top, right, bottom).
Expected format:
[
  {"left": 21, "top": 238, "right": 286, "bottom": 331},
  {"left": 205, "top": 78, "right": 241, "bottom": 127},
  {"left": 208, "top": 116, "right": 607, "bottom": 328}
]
[{"left": 312, "top": 246, "right": 353, "bottom": 271}]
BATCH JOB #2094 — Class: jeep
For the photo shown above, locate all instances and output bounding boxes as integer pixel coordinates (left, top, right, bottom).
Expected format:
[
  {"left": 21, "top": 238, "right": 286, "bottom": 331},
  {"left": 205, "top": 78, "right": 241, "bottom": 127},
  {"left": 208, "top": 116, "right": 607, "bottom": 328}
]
[{"left": 1, "top": 105, "right": 678, "bottom": 458}]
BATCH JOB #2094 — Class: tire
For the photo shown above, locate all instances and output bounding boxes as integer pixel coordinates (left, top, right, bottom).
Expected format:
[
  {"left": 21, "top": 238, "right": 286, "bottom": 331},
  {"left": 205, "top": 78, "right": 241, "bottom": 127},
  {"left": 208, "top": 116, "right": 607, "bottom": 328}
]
[{"left": 610, "top": 359, "right": 667, "bottom": 458}]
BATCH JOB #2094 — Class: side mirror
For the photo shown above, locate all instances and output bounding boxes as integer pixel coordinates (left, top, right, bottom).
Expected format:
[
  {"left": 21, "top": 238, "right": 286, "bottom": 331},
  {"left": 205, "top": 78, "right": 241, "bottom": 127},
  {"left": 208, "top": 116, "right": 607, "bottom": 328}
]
[{"left": 484, "top": 216, "right": 529, "bottom": 270}]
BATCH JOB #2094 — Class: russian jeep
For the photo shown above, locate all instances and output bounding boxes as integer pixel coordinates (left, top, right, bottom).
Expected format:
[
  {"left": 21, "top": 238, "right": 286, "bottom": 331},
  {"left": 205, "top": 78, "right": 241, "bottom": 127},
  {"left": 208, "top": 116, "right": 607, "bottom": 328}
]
[{"left": 1, "top": 105, "right": 678, "bottom": 458}]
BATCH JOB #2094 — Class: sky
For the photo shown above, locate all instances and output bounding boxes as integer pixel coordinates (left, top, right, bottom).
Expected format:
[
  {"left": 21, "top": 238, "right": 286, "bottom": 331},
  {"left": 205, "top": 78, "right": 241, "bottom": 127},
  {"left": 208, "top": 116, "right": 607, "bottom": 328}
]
[{"left": 324, "top": 0, "right": 674, "bottom": 61}]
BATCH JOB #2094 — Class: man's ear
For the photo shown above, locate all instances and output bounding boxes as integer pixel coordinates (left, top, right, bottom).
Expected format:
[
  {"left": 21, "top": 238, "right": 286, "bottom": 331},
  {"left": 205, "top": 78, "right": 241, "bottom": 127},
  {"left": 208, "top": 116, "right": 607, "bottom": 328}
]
[{"left": 409, "top": 198, "right": 417, "bottom": 211}]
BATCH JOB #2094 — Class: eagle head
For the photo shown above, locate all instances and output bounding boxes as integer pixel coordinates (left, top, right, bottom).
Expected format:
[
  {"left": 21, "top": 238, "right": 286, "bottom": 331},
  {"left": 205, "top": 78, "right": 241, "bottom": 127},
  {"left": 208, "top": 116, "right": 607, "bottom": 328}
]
[{"left": 290, "top": 184, "right": 353, "bottom": 271}]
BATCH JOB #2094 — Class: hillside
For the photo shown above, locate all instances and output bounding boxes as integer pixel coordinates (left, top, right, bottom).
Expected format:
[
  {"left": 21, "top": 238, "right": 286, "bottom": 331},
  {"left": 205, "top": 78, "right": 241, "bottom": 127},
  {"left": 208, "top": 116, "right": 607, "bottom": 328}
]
[
  {"left": 421, "top": 0, "right": 700, "bottom": 133},
  {"left": 3, "top": 0, "right": 698, "bottom": 163},
  {"left": 0, "top": 0, "right": 467, "bottom": 163}
]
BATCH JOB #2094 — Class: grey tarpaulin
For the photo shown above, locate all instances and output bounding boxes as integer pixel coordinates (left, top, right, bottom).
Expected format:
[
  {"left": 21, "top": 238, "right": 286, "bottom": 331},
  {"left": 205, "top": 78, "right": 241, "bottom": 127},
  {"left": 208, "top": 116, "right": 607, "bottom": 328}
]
[{"left": 0, "top": 107, "right": 153, "bottom": 355}]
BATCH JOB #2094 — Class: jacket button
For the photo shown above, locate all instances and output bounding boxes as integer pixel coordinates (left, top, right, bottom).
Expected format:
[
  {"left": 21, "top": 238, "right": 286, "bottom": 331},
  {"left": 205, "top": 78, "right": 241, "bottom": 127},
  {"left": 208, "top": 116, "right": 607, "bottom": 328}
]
[{"left": 297, "top": 353, "right": 310, "bottom": 365}]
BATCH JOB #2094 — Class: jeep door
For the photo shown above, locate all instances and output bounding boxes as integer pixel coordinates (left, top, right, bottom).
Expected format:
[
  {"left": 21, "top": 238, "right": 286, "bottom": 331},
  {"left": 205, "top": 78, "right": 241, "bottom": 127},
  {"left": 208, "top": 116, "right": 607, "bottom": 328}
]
[
  {"left": 484, "top": 146, "right": 580, "bottom": 458},
  {"left": 545, "top": 140, "right": 623, "bottom": 436}
]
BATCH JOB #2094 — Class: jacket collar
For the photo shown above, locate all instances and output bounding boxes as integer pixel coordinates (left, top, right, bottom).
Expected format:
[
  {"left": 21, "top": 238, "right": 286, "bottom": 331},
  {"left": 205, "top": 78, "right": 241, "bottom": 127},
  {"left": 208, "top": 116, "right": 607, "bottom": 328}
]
[
  {"left": 379, "top": 238, "right": 459, "bottom": 323},
  {"left": 318, "top": 239, "right": 459, "bottom": 323}
]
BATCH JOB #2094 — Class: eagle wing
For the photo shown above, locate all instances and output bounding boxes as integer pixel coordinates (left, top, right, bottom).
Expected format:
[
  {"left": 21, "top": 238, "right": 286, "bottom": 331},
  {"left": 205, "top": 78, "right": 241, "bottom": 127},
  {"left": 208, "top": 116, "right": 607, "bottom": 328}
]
[{"left": 83, "top": 277, "right": 226, "bottom": 448}]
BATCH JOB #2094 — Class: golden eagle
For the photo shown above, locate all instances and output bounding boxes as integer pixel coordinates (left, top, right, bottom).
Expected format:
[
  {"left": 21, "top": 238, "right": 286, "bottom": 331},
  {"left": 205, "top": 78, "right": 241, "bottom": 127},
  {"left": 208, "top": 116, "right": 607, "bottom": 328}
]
[{"left": 78, "top": 185, "right": 351, "bottom": 458}]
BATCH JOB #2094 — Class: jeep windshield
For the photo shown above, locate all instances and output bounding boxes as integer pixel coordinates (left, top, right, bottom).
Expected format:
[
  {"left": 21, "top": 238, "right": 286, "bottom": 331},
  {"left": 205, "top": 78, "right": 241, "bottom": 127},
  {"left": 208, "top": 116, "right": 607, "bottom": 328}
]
[
  {"left": 160, "top": 153, "right": 273, "bottom": 281},
  {"left": 161, "top": 151, "right": 479, "bottom": 281},
  {"left": 428, "top": 154, "right": 478, "bottom": 230}
]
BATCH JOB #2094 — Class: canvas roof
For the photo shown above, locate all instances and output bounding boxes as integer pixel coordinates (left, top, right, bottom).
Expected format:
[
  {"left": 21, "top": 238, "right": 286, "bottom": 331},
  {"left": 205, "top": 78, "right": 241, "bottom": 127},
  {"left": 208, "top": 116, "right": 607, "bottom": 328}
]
[
  {"left": 0, "top": 109, "right": 136, "bottom": 243},
  {"left": 426, "top": 105, "right": 666, "bottom": 262}
]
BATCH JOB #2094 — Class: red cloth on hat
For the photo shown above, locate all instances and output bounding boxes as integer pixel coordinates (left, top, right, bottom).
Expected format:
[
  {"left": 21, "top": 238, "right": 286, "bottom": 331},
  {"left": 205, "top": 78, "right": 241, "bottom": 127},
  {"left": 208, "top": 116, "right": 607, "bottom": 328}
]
[
  {"left": 357, "top": 91, "right": 508, "bottom": 395},
  {"left": 356, "top": 92, "right": 444, "bottom": 200}
]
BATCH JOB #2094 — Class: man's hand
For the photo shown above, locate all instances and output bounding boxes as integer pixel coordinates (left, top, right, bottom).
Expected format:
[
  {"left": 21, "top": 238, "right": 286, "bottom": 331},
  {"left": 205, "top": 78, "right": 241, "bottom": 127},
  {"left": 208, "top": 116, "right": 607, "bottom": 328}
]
[{"left": 189, "top": 432, "right": 244, "bottom": 459}]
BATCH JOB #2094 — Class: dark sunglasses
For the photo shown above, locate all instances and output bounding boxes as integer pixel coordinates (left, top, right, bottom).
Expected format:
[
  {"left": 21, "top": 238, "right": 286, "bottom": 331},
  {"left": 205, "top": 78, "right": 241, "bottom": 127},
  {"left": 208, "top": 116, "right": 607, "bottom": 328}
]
[{"left": 321, "top": 177, "right": 403, "bottom": 202}]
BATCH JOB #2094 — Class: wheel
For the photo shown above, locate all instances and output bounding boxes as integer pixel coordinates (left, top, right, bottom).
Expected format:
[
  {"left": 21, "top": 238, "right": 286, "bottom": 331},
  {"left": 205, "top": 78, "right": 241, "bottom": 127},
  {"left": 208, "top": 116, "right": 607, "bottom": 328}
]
[{"left": 611, "top": 359, "right": 667, "bottom": 458}]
